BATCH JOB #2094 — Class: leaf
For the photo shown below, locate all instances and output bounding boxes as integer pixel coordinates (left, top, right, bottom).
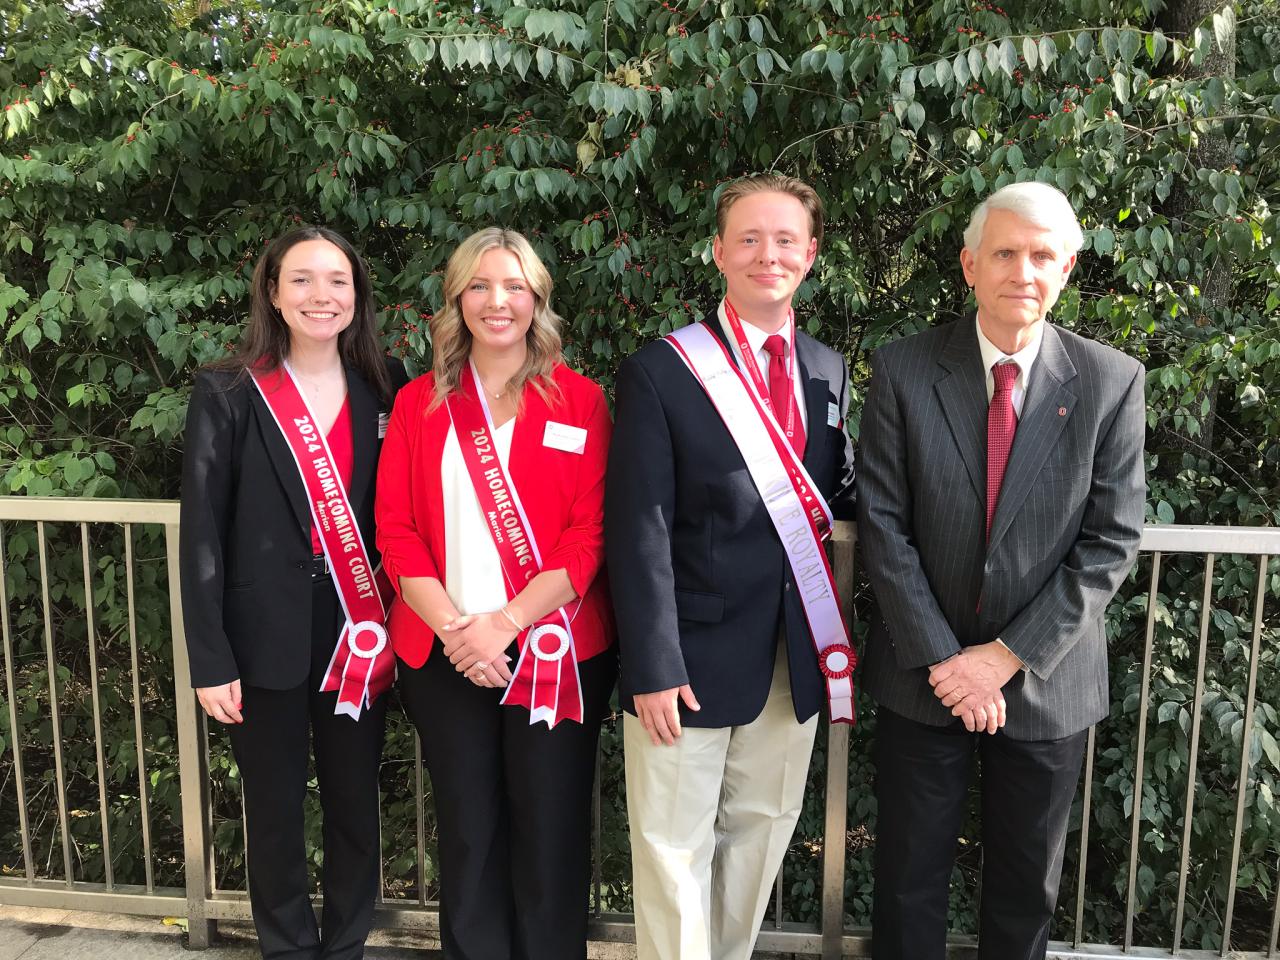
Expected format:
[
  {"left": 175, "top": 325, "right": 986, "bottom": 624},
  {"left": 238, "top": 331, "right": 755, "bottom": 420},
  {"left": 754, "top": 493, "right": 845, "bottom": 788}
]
[
  {"left": 742, "top": 84, "right": 758, "bottom": 120},
  {"left": 1258, "top": 728, "right": 1280, "bottom": 772},
  {"left": 512, "top": 46, "right": 532, "bottom": 79},
  {"left": 757, "top": 50, "right": 773, "bottom": 79},
  {"left": 533, "top": 169, "right": 554, "bottom": 200},
  {"left": 1022, "top": 36, "right": 1039, "bottom": 73},
  {"left": 934, "top": 56, "right": 952, "bottom": 86},
  {"left": 906, "top": 101, "right": 925, "bottom": 131},
  {"left": 1115, "top": 71, "right": 1130, "bottom": 105},
  {"left": 1213, "top": 5, "right": 1236, "bottom": 53},
  {"left": 1119, "top": 29, "right": 1140, "bottom": 63},
  {"left": 748, "top": 16, "right": 764, "bottom": 44},
  {"left": 953, "top": 51, "right": 969, "bottom": 87},
  {"left": 826, "top": 49, "right": 844, "bottom": 82},
  {"left": 1101, "top": 27, "right": 1119, "bottom": 60},
  {"left": 1147, "top": 31, "right": 1168, "bottom": 65},
  {"left": 127, "top": 280, "right": 149, "bottom": 309},
  {"left": 1039, "top": 36, "right": 1057, "bottom": 69},
  {"left": 899, "top": 66, "right": 916, "bottom": 97},
  {"left": 1203, "top": 76, "right": 1225, "bottom": 112},
  {"left": 999, "top": 38, "right": 1017, "bottom": 76},
  {"left": 536, "top": 46, "right": 553, "bottom": 78}
]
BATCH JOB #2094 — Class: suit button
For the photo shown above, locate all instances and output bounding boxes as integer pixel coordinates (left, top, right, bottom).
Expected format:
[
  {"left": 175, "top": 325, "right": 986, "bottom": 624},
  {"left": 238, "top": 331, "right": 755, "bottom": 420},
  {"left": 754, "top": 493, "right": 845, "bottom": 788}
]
[{"left": 785, "top": 582, "right": 792, "bottom": 591}]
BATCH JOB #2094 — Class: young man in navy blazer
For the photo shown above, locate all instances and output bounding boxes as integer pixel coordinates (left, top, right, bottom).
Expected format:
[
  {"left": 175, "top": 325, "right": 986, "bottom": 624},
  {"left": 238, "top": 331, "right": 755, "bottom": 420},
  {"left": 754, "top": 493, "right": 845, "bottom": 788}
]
[{"left": 606, "top": 174, "right": 855, "bottom": 960}]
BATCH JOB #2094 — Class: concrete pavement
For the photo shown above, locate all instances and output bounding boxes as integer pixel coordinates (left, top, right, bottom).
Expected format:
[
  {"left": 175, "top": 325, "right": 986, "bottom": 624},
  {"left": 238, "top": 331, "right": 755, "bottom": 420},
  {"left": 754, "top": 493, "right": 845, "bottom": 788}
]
[{"left": 0, "top": 906, "right": 444, "bottom": 960}]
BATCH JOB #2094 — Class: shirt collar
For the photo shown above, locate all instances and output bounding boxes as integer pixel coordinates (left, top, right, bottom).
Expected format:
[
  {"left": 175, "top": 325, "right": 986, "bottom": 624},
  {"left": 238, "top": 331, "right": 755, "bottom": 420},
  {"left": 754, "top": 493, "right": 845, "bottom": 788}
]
[
  {"left": 975, "top": 314, "right": 1042, "bottom": 383},
  {"left": 718, "top": 299, "right": 794, "bottom": 363}
]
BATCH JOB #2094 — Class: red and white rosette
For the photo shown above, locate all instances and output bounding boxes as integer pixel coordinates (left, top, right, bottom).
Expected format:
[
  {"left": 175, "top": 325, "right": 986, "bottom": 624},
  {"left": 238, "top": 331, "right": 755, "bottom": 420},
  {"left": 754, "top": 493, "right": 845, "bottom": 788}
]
[
  {"left": 445, "top": 362, "right": 585, "bottom": 728},
  {"left": 250, "top": 364, "right": 395, "bottom": 721},
  {"left": 664, "top": 313, "right": 856, "bottom": 723}
]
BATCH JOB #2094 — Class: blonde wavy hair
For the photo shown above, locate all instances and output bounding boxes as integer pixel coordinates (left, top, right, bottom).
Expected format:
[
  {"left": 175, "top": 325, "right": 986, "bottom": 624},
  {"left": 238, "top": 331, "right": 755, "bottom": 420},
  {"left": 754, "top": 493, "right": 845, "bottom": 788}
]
[{"left": 429, "top": 227, "right": 564, "bottom": 411}]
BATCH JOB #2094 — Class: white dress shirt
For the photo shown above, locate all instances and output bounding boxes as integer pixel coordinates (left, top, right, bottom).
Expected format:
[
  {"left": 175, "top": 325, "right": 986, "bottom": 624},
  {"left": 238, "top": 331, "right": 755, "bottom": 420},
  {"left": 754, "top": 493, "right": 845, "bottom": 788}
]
[
  {"left": 718, "top": 300, "right": 808, "bottom": 432},
  {"left": 441, "top": 418, "right": 515, "bottom": 616},
  {"left": 975, "top": 314, "right": 1042, "bottom": 417}
]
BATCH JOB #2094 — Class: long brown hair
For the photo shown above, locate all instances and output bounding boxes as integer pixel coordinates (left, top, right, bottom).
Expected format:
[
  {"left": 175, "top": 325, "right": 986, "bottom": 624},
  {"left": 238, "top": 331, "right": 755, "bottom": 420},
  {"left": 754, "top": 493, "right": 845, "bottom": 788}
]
[
  {"left": 212, "top": 225, "right": 392, "bottom": 405},
  {"left": 429, "top": 227, "right": 562, "bottom": 411}
]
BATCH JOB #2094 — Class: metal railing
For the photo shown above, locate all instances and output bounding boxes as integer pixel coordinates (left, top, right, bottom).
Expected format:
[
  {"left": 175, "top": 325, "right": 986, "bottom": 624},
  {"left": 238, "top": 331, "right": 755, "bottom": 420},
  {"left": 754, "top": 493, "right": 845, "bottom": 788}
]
[{"left": 1, "top": 497, "right": 1278, "bottom": 959}]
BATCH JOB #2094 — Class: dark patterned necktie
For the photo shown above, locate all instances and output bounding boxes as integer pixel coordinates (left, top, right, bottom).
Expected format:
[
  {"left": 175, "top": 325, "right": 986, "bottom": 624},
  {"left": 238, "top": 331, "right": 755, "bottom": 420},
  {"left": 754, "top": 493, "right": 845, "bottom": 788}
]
[
  {"left": 986, "top": 362, "right": 1019, "bottom": 540},
  {"left": 764, "top": 334, "right": 805, "bottom": 456}
]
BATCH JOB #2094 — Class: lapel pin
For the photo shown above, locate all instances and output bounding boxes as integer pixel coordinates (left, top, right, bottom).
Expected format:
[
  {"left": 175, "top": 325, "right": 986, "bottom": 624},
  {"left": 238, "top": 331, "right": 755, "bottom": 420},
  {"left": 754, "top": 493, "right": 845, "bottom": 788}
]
[{"left": 1058, "top": 406, "right": 1067, "bottom": 416}]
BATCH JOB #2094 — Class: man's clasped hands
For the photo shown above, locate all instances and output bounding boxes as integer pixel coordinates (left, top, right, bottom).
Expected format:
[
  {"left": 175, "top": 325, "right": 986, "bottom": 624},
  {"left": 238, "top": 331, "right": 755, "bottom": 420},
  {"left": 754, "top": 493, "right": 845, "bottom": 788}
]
[{"left": 928, "top": 641, "right": 1025, "bottom": 734}]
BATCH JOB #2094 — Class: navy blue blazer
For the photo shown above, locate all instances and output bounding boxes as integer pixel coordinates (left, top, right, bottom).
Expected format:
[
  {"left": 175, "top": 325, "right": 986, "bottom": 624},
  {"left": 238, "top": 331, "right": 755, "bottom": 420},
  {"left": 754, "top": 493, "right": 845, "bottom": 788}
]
[{"left": 605, "top": 310, "right": 856, "bottom": 727}]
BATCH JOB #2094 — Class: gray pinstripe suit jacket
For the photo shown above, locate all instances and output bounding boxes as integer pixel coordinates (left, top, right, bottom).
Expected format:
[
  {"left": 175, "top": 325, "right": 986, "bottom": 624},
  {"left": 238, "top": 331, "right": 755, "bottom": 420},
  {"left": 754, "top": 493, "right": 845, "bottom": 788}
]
[{"left": 856, "top": 316, "right": 1146, "bottom": 741}]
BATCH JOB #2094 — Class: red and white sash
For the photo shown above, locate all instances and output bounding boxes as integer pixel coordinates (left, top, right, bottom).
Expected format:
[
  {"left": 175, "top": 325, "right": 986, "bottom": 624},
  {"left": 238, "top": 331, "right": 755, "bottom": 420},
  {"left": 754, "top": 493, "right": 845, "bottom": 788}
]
[
  {"left": 250, "top": 363, "right": 395, "bottom": 720},
  {"left": 664, "top": 315, "right": 856, "bottom": 724},
  {"left": 445, "top": 362, "right": 584, "bottom": 728}
]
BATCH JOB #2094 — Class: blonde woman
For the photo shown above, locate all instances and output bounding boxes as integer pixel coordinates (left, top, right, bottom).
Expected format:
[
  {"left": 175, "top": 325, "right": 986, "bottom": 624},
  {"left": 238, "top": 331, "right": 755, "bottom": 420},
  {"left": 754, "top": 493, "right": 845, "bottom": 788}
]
[{"left": 375, "top": 228, "right": 615, "bottom": 959}]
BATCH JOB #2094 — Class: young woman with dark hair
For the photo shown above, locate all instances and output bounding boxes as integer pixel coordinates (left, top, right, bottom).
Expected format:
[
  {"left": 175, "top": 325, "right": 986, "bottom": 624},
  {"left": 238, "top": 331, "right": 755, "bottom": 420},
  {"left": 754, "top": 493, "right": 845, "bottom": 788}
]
[{"left": 179, "top": 225, "right": 407, "bottom": 960}]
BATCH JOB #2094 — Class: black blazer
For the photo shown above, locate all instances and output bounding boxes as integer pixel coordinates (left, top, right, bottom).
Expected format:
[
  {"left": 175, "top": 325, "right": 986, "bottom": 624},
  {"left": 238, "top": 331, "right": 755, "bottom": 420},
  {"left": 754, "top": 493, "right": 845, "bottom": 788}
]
[
  {"left": 605, "top": 309, "right": 856, "bottom": 727},
  {"left": 179, "top": 358, "right": 408, "bottom": 690},
  {"left": 856, "top": 318, "right": 1146, "bottom": 740}
]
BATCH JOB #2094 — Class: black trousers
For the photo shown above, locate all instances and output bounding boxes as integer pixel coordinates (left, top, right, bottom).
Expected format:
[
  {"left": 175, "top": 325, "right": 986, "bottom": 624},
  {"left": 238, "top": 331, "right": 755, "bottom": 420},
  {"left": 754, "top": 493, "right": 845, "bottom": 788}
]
[
  {"left": 871, "top": 707, "right": 1088, "bottom": 960},
  {"left": 399, "top": 644, "right": 617, "bottom": 960},
  {"left": 227, "top": 579, "right": 387, "bottom": 960}
]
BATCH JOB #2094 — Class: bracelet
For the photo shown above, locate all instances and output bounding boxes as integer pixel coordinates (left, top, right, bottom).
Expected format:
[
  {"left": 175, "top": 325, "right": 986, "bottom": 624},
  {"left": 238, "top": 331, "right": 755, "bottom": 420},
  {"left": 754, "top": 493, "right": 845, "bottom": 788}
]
[{"left": 499, "top": 606, "right": 525, "bottom": 632}]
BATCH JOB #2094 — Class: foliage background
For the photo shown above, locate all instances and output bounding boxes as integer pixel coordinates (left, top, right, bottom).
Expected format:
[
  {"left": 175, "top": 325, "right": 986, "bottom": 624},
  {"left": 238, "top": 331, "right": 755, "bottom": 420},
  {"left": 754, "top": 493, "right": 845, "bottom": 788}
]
[{"left": 2, "top": 0, "right": 1279, "bottom": 950}]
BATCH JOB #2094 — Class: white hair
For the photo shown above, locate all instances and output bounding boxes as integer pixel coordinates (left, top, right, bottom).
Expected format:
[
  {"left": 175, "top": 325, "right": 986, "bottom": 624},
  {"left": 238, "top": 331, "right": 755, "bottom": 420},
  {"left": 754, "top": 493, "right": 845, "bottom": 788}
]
[{"left": 962, "top": 181, "right": 1084, "bottom": 255}]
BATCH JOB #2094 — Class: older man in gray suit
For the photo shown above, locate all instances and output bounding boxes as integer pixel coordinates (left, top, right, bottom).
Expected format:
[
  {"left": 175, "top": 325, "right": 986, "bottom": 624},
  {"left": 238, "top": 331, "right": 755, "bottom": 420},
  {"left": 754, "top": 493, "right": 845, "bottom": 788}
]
[{"left": 857, "top": 181, "right": 1146, "bottom": 960}]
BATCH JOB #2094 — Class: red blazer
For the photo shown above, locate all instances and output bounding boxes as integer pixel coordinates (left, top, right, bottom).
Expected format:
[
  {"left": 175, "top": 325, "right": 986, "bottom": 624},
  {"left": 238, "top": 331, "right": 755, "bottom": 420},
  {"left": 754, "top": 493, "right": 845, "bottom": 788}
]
[{"left": 376, "top": 363, "right": 615, "bottom": 668}]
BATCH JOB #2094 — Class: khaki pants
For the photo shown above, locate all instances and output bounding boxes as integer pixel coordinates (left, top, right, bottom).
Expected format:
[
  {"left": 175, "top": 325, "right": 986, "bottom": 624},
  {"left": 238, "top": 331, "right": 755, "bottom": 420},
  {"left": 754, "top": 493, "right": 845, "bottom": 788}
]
[{"left": 624, "top": 646, "right": 819, "bottom": 960}]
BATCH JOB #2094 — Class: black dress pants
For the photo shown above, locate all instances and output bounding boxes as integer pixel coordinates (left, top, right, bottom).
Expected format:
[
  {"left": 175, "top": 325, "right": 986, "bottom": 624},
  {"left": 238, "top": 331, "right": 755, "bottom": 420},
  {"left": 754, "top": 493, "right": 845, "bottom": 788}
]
[
  {"left": 871, "top": 707, "right": 1088, "bottom": 960},
  {"left": 399, "top": 644, "right": 617, "bottom": 960},
  {"left": 227, "top": 579, "right": 387, "bottom": 960}
]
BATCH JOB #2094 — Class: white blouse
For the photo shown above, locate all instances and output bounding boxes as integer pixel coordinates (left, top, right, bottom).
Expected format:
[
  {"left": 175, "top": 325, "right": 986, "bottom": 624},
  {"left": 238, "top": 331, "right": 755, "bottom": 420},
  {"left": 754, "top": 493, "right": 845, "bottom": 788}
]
[{"left": 441, "top": 418, "right": 515, "bottom": 616}]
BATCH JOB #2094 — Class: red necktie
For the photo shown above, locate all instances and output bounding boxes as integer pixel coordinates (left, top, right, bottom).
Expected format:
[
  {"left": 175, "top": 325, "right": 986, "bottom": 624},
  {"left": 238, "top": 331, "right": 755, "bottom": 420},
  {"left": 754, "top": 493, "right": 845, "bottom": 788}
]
[
  {"left": 764, "top": 334, "right": 805, "bottom": 456},
  {"left": 986, "top": 362, "right": 1019, "bottom": 540}
]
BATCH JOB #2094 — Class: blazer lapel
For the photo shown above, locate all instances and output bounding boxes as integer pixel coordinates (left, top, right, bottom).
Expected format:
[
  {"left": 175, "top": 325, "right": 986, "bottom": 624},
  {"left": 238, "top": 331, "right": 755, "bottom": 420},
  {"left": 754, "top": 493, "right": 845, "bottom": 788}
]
[
  {"left": 986, "top": 323, "right": 1079, "bottom": 550},
  {"left": 346, "top": 364, "right": 380, "bottom": 509},
  {"left": 933, "top": 319, "right": 988, "bottom": 504},
  {"left": 247, "top": 381, "right": 313, "bottom": 539}
]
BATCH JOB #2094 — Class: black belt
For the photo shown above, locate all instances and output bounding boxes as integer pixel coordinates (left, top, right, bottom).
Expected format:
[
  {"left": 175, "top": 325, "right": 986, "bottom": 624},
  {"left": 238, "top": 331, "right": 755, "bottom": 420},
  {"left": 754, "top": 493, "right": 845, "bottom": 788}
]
[{"left": 298, "top": 554, "right": 330, "bottom": 579}]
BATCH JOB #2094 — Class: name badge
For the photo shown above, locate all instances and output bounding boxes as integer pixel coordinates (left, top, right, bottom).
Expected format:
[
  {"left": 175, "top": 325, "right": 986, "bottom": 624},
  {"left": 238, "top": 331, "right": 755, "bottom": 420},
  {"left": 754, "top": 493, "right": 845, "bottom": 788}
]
[
  {"left": 378, "top": 411, "right": 389, "bottom": 439},
  {"left": 827, "top": 402, "right": 840, "bottom": 428},
  {"left": 543, "top": 421, "right": 587, "bottom": 455}
]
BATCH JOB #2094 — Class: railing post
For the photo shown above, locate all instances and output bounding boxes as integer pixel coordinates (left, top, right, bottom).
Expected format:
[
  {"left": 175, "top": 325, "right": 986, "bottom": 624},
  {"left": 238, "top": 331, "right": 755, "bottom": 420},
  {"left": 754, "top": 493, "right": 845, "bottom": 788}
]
[
  {"left": 822, "top": 722, "right": 850, "bottom": 960},
  {"left": 822, "top": 522, "right": 856, "bottom": 960},
  {"left": 167, "top": 522, "right": 215, "bottom": 949}
]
